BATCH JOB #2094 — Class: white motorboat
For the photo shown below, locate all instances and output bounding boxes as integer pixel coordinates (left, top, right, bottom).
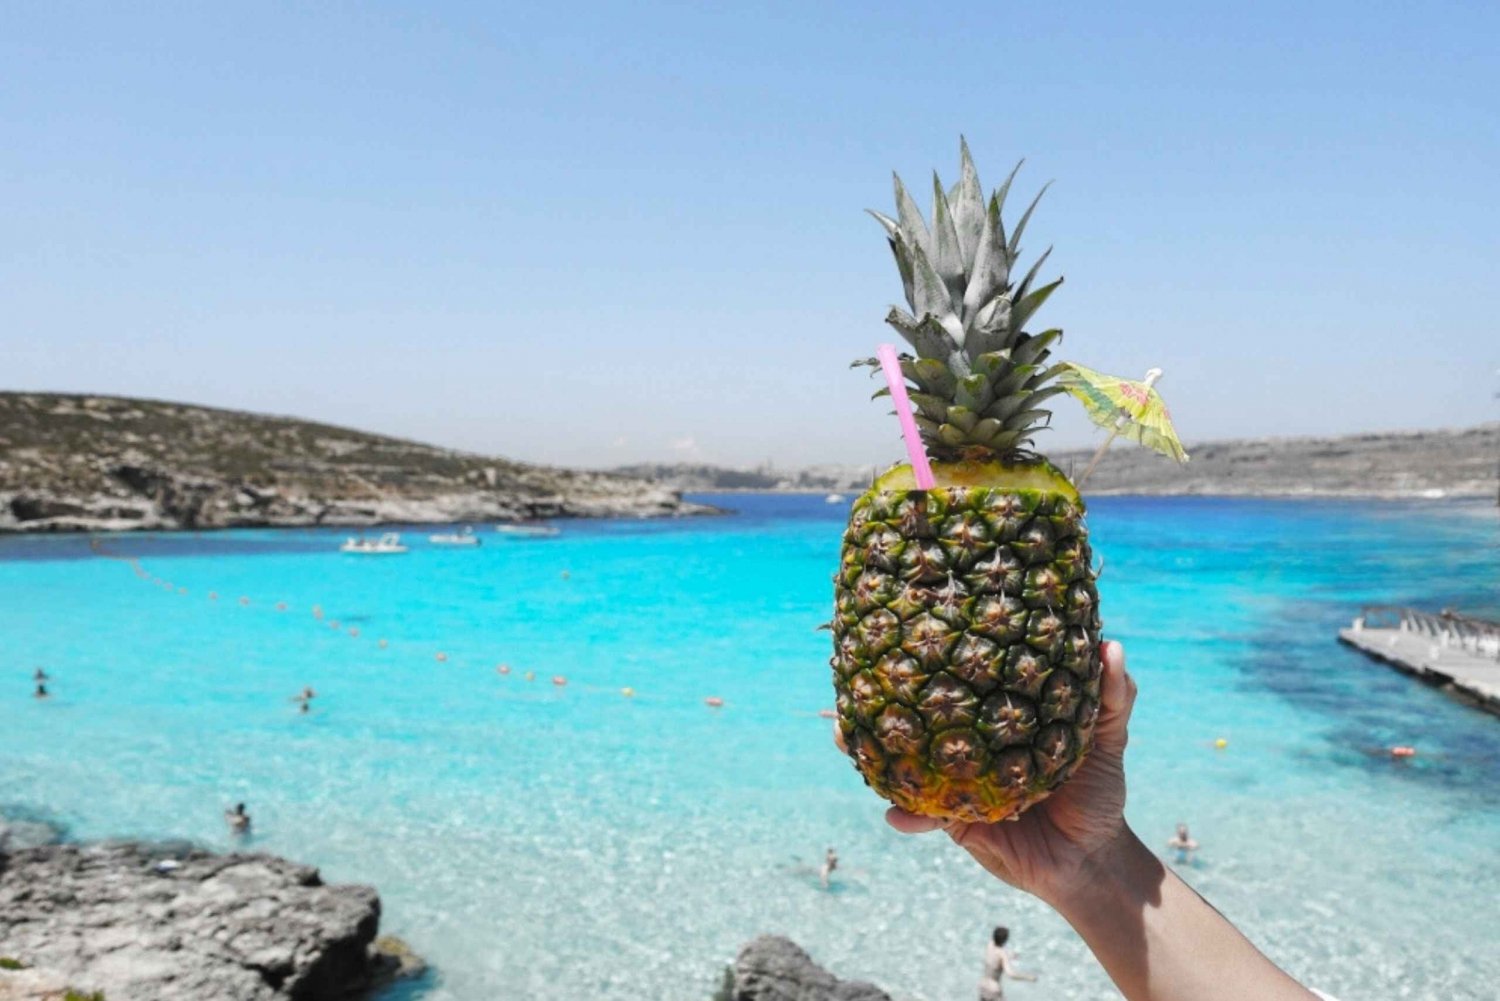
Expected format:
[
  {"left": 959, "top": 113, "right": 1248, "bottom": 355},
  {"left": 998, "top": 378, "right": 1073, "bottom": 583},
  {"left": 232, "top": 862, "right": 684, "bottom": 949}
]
[
  {"left": 495, "top": 523, "right": 560, "bottom": 538},
  {"left": 340, "top": 532, "right": 408, "bottom": 554},
  {"left": 429, "top": 526, "right": 481, "bottom": 546},
  {"left": 825, "top": 493, "right": 846, "bottom": 504}
]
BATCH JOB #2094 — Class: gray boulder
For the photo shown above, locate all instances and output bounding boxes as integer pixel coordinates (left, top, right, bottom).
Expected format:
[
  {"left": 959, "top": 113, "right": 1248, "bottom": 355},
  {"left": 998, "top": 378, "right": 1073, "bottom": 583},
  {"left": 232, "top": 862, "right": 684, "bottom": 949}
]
[
  {"left": 729, "top": 936, "right": 892, "bottom": 1001},
  {"left": 0, "top": 840, "right": 405, "bottom": 1001}
]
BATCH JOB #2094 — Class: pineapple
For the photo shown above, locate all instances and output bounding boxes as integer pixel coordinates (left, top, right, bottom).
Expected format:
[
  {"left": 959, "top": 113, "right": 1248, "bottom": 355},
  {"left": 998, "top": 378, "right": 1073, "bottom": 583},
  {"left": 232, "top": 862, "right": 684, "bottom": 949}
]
[{"left": 832, "top": 141, "right": 1103, "bottom": 823}]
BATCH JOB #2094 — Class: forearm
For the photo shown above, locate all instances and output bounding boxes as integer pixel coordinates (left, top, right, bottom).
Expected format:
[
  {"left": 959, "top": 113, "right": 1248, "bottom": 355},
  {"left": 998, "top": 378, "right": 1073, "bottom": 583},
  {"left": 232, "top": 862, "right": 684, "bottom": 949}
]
[{"left": 1047, "top": 828, "right": 1316, "bottom": 1001}]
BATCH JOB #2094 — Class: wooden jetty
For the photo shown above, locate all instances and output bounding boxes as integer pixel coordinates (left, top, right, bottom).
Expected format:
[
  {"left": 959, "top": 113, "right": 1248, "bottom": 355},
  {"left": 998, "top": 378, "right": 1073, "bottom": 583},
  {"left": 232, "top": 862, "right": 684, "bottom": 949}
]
[{"left": 1339, "top": 606, "right": 1500, "bottom": 717}]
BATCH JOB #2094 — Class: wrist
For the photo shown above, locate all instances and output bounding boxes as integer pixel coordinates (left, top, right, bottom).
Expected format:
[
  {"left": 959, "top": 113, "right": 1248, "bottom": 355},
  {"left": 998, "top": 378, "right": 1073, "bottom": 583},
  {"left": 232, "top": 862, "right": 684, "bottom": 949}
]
[{"left": 1040, "top": 823, "right": 1155, "bottom": 917}]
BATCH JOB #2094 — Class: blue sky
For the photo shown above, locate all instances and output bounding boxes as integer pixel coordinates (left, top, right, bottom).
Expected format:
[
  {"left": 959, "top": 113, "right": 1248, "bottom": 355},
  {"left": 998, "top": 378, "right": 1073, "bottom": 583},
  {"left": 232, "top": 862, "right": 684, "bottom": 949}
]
[{"left": 2, "top": 2, "right": 1496, "bottom": 468}]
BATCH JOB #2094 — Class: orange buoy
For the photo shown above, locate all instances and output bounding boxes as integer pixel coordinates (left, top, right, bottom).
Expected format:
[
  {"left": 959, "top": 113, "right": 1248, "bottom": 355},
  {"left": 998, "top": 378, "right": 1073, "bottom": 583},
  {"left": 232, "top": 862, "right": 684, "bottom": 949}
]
[
  {"left": 561, "top": 570, "right": 571, "bottom": 580},
  {"left": 552, "top": 675, "right": 567, "bottom": 686},
  {"left": 275, "top": 602, "right": 287, "bottom": 612},
  {"left": 497, "top": 664, "right": 511, "bottom": 675},
  {"left": 177, "top": 587, "right": 188, "bottom": 595},
  {"left": 818, "top": 709, "right": 836, "bottom": 719},
  {"left": 523, "top": 671, "right": 535, "bottom": 681},
  {"left": 1214, "top": 738, "right": 1229, "bottom": 749},
  {"left": 312, "top": 605, "right": 323, "bottom": 618},
  {"left": 1391, "top": 745, "right": 1417, "bottom": 758},
  {"left": 705, "top": 697, "right": 725, "bottom": 708},
  {"left": 348, "top": 627, "right": 360, "bottom": 637},
  {"left": 621, "top": 687, "right": 635, "bottom": 697},
  {"left": 329, "top": 620, "right": 341, "bottom": 630},
  {"left": 435, "top": 652, "right": 449, "bottom": 663},
  {"left": 239, "top": 596, "right": 250, "bottom": 605},
  {"left": 208, "top": 592, "right": 219, "bottom": 600},
  {"left": 378, "top": 638, "right": 389, "bottom": 648}
]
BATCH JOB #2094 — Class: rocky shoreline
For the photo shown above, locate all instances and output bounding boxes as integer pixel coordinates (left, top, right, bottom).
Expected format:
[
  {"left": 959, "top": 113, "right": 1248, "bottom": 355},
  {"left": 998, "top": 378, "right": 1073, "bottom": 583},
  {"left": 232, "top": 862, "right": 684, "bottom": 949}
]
[
  {"left": 0, "top": 393, "right": 716, "bottom": 535},
  {"left": 0, "top": 824, "right": 421, "bottom": 1001},
  {"left": 0, "top": 812, "right": 862, "bottom": 1001}
]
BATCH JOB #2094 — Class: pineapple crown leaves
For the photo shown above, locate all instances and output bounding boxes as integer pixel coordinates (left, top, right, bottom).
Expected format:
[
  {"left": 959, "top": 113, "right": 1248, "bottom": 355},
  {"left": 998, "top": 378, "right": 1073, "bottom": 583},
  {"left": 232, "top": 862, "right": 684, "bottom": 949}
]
[{"left": 864, "top": 138, "right": 1069, "bottom": 459}]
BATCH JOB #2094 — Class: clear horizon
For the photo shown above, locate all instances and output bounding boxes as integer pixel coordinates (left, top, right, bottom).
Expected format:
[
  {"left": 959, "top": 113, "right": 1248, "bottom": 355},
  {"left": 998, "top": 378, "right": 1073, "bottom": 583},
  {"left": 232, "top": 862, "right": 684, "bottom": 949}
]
[{"left": 3, "top": 3, "right": 1497, "bottom": 468}]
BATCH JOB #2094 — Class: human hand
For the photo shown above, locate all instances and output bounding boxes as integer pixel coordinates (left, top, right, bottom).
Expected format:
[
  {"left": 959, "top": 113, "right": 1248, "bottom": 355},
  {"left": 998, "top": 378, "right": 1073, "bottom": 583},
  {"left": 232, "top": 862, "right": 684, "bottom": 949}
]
[
  {"left": 847, "top": 640, "right": 1138, "bottom": 907},
  {"left": 839, "top": 642, "right": 1324, "bottom": 1001}
]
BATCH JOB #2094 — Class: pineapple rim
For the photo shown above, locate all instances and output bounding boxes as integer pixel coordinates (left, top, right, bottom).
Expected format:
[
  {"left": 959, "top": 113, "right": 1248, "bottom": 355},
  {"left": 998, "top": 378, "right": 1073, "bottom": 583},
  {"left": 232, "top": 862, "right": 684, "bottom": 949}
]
[{"left": 872, "top": 457, "right": 1082, "bottom": 505}]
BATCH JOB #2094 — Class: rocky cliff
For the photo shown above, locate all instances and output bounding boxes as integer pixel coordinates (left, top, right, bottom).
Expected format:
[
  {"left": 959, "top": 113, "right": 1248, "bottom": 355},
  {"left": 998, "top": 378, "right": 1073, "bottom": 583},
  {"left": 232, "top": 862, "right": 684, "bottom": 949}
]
[{"left": 0, "top": 393, "right": 713, "bottom": 533}]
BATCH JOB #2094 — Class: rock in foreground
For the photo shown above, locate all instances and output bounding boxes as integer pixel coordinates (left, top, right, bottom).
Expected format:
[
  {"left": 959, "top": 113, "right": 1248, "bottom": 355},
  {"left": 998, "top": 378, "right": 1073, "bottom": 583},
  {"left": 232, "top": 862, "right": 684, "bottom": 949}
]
[
  {"left": 0, "top": 841, "right": 409, "bottom": 1001},
  {"left": 726, "top": 936, "right": 891, "bottom": 1001}
]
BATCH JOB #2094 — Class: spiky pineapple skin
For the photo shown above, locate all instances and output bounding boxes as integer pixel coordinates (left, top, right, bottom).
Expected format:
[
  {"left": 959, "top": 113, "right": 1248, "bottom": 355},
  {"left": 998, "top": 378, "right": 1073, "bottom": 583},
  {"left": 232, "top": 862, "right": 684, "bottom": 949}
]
[{"left": 832, "top": 460, "right": 1102, "bottom": 823}]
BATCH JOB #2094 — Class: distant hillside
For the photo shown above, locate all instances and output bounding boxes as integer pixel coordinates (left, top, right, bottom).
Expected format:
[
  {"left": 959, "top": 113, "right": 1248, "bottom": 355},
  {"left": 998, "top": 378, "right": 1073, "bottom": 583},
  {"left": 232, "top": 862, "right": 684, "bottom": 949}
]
[
  {"left": 1058, "top": 424, "right": 1498, "bottom": 498},
  {"left": 0, "top": 393, "right": 712, "bottom": 533},
  {"left": 618, "top": 424, "right": 1500, "bottom": 500}
]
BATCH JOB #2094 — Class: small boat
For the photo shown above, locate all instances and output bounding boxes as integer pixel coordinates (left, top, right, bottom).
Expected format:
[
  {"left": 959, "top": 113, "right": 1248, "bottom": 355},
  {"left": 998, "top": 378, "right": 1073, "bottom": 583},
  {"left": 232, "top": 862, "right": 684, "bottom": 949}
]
[
  {"left": 429, "top": 526, "right": 481, "bottom": 546},
  {"left": 340, "top": 532, "right": 408, "bottom": 555},
  {"left": 496, "top": 523, "right": 560, "bottom": 538},
  {"left": 825, "top": 493, "right": 846, "bottom": 504}
]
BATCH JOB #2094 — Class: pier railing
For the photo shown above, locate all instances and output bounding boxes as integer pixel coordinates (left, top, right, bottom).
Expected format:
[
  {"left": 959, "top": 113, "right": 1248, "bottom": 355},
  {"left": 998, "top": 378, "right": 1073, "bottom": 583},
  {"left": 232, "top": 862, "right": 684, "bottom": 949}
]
[{"left": 1353, "top": 606, "right": 1500, "bottom": 660}]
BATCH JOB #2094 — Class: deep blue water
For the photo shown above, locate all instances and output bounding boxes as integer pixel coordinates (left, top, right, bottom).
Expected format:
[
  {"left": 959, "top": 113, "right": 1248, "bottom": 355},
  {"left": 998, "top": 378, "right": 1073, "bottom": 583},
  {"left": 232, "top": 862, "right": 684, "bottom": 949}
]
[{"left": 1, "top": 494, "right": 1497, "bottom": 1000}]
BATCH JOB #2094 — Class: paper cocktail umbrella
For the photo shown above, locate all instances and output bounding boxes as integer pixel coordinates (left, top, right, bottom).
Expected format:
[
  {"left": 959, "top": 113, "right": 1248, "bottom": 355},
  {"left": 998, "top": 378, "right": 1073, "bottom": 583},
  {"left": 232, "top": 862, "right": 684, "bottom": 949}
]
[{"left": 1057, "top": 363, "right": 1188, "bottom": 485}]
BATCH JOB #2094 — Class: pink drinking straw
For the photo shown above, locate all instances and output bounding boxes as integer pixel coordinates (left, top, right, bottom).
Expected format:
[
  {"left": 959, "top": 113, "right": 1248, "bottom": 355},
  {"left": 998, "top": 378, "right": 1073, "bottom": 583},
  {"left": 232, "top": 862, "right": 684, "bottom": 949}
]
[{"left": 876, "top": 343, "right": 937, "bottom": 489}]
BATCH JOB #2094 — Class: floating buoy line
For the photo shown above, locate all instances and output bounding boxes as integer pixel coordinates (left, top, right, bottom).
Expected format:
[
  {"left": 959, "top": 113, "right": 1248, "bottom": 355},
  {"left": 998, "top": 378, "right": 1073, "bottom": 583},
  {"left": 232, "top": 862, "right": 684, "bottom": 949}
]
[
  {"left": 85, "top": 535, "right": 753, "bottom": 714},
  {"left": 75, "top": 538, "right": 1444, "bottom": 750}
]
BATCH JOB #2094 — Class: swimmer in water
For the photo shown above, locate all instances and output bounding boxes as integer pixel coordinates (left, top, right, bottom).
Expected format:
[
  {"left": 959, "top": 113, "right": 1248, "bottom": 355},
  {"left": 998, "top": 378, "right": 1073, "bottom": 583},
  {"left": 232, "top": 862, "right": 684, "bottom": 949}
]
[
  {"left": 820, "top": 847, "right": 839, "bottom": 889},
  {"left": 225, "top": 802, "right": 251, "bottom": 836},
  {"left": 978, "top": 926, "right": 1036, "bottom": 1000},
  {"left": 34, "top": 682, "right": 49, "bottom": 699},
  {"left": 1166, "top": 822, "right": 1200, "bottom": 864},
  {"left": 33, "top": 667, "right": 49, "bottom": 683},
  {"left": 291, "top": 686, "right": 316, "bottom": 713}
]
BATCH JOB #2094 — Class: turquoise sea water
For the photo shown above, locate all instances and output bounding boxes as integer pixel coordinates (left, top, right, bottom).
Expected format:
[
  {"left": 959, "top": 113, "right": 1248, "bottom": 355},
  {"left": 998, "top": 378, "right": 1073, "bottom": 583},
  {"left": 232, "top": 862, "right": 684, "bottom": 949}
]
[{"left": 2, "top": 495, "right": 1498, "bottom": 1000}]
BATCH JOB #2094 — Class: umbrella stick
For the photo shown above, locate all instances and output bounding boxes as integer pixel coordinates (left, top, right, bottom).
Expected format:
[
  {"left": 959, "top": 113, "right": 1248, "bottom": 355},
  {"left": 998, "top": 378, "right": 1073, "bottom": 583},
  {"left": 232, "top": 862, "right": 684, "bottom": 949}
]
[{"left": 1077, "top": 429, "right": 1120, "bottom": 488}]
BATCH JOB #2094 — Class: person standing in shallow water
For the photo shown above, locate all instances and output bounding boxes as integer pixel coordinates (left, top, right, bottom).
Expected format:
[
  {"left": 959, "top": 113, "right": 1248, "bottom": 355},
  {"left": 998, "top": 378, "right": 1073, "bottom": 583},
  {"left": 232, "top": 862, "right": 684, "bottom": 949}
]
[
  {"left": 1166, "top": 823, "right": 1200, "bottom": 864},
  {"left": 819, "top": 847, "right": 838, "bottom": 889},
  {"left": 292, "top": 686, "right": 315, "bottom": 713},
  {"left": 225, "top": 803, "right": 251, "bottom": 836},
  {"left": 979, "top": 926, "right": 1036, "bottom": 1000}
]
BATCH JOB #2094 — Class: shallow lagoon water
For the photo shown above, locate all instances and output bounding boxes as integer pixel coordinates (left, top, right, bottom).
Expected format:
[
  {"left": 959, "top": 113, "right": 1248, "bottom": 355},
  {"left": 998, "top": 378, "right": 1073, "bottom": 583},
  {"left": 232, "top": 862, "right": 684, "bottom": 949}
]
[{"left": 2, "top": 495, "right": 1497, "bottom": 1000}]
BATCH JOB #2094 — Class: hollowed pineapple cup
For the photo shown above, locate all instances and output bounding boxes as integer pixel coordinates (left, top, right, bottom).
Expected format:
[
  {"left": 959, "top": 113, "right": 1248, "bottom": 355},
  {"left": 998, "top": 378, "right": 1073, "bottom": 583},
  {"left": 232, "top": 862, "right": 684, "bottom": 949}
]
[{"left": 832, "top": 458, "right": 1103, "bottom": 822}]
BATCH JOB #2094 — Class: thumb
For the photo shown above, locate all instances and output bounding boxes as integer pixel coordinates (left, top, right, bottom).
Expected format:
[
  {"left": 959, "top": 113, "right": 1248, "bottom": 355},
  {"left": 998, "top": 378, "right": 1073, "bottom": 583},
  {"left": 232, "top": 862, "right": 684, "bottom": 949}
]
[{"left": 1094, "top": 640, "right": 1137, "bottom": 756}]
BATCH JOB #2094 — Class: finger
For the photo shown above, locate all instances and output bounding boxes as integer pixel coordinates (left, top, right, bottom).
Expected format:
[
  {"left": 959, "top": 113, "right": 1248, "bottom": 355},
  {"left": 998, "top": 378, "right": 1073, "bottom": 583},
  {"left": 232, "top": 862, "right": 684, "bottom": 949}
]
[
  {"left": 884, "top": 807, "right": 947, "bottom": 834},
  {"left": 833, "top": 720, "right": 848, "bottom": 754},
  {"left": 1095, "top": 640, "right": 1137, "bottom": 754}
]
